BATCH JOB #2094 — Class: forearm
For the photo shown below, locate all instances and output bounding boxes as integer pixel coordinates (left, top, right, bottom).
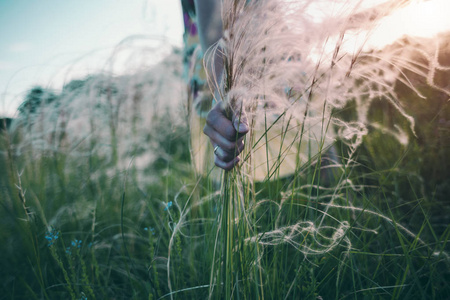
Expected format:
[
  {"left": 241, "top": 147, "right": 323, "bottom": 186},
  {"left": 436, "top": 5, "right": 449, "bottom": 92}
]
[
  {"left": 194, "top": 0, "right": 224, "bottom": 93},
  {"left": 193, "top": 0, "right": 223, "bottom": 52}
]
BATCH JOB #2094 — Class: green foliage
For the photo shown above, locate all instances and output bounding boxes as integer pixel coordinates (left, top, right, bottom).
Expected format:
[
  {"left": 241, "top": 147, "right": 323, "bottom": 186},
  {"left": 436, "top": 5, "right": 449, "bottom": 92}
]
[
  {"left": 18, "top": 87, "right": 58, "bottom": 116},
  {"left": 2, "top": 95, "right": 448, "bottom": 299},
  {"left": 0, "top": 45, "right": 449, "bottom": 300}
]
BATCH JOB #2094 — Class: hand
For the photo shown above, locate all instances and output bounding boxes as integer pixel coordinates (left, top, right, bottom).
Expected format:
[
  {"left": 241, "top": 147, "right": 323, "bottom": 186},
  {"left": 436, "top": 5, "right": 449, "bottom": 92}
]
[{"left": 203, "top": 102, "right": 249, "bottom": 171}]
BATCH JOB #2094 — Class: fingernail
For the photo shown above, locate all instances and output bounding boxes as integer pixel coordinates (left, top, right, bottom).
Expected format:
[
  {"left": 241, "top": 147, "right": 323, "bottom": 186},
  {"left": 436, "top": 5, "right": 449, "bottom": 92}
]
[
  {"left": 234, "top": 120, "right": 249, "bottom": 133},
  {"left": 239, "top": 124, "right": 249, "bottom": 133}
]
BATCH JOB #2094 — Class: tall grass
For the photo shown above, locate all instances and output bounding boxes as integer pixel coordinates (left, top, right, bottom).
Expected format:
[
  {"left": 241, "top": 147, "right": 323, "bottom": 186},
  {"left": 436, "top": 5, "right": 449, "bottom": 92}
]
[
  {"left": 203, "top": 0, "right": 449, "bottom": 298},
  {"left": 1, "top": 0, "right": 449, "bottom": 299}
]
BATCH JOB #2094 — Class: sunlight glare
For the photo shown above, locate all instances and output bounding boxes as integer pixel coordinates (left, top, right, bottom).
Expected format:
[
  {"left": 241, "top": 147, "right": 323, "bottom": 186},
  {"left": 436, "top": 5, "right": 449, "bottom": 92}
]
[{"left": 367, "top": 0, "right": 450, "bottom": 49}]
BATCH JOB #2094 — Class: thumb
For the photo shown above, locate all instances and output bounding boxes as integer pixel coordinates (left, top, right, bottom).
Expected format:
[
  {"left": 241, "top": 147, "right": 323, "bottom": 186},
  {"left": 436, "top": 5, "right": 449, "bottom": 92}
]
[{"left": 232, "top": 109, "right": 249, "bottom": 134}]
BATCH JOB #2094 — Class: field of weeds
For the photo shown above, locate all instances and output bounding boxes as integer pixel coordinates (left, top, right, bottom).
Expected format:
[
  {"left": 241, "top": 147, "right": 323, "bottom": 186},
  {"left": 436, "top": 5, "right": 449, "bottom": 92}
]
[{"left": 1, "top": 1, "right": 449, "bottom": 299}]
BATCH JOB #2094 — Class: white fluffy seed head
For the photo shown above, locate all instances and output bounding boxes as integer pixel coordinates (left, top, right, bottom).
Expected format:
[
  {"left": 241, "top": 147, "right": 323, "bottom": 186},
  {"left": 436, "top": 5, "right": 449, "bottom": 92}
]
[{"left": 210, "top": 0, "right": 442, "bottom": 149}]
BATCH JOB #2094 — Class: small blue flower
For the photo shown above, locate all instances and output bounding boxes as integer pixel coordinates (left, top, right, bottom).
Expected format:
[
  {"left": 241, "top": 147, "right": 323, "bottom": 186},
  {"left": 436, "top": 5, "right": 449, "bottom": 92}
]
[
  {"left": 71, "top": 239, "right": 82, "bottom": 248},
  {"left": 164, "top": 201, "right": 173, "bottom": 211},
  {"left": 45, "top": 227, "right": 59, "bottom": 247},
  {"left": 144, "top": 227, "right": 156, "bottom": 235},
  {"left": 66, "top": 247, "right": 72, "bottom": 255}
]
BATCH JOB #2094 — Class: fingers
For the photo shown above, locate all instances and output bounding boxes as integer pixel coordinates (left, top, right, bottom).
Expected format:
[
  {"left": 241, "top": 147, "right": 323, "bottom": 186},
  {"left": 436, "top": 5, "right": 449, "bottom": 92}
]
[
  {"left": 232, "top": 109, "right": 249, "bottom": 135},
  {"left": 206, "top": 103, "right": 247, "bottom": 141},
  {"left": 214, "top": 154, "right": 240, "bottom": 171},
  {"left": 212, "top": 139, "right": 245, "bottom": 162},
  {"left": 203, "top": 102, "right": 248, "bottom": 170},
  {"left": 204, "top": 125, "right": 245, "bottom": 153}
]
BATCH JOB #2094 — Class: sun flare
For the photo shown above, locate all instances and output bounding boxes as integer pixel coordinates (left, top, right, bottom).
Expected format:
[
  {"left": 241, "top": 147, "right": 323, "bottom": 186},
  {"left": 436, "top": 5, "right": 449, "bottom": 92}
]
[{"left": 367, "top": 0, "right": 450, "bottom": 49}]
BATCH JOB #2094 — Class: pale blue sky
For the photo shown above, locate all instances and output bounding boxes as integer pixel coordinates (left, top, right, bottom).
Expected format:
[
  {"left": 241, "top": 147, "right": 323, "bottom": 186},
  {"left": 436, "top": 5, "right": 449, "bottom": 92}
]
[{"left": 0, "top": 0, "right": 183, "bottom": 116}]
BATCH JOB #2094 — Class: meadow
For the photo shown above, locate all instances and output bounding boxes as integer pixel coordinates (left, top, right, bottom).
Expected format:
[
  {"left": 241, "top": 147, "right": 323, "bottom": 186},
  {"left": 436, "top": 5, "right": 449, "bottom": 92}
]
[{"left": 1, "top": 1, "right": 450, "bottom": 299}]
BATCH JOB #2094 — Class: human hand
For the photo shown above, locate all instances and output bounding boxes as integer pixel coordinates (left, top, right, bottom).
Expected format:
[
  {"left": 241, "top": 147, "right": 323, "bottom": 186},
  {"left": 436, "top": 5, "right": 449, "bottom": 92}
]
[{"left": 203, "top": 102, "right": 249, "bottom": 171}]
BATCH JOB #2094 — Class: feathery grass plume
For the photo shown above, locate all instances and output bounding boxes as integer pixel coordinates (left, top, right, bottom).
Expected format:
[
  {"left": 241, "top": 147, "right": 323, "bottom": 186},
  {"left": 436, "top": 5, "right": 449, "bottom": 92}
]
[
  {"left": 11, "top": 46, "right": 186, "bottom": 186},
  {"left": 203, "top": 0, "right": 448, "bottom": 298},
  {"left": 215, "top": 0, "right": 431, "bottom": 148}
]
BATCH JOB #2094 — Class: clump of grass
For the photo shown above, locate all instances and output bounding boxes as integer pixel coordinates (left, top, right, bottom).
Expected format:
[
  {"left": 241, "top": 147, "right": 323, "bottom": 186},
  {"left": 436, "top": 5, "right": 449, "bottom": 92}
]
[{"left": 201, "top": 0, "right": 450, "bottom": 298}]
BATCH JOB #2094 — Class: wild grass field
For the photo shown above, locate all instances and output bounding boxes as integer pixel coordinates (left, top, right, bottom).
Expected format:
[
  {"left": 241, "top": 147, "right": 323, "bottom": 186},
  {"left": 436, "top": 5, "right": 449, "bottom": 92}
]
[{"left": 1, "top": 1, "right": 450, "bottom": 299}]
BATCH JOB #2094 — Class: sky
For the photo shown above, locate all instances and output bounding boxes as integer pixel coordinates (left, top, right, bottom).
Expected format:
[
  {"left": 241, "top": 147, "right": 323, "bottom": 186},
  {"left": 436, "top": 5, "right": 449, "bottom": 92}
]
[
  {"left": 0, "top": 0, "right": 183, "bottom": 117},
  {"left": 366, "top": 0, "right": 450, "bottom": 49},
  {"left": 1, "top": 0, "right": 450, "bottom": 117}
]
